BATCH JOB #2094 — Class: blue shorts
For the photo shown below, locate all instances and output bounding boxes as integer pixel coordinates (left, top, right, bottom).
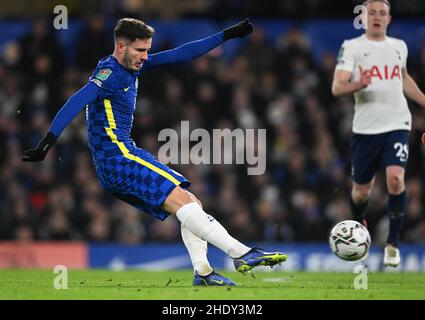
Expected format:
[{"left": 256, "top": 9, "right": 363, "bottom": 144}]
[
  {"left": 351, "top": 130, "right": 409, "bottom": 184},
  {"left": 93, "top": 147, "right": 190, "bottom": 221}
]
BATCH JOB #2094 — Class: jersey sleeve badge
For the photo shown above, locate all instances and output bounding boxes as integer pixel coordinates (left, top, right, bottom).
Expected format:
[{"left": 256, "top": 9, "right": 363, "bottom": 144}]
[{"left": 95, "top": 68, "right": 112, "bottom": 81}]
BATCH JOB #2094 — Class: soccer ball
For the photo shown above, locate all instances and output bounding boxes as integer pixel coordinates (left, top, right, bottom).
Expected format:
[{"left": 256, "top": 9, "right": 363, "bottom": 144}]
[{"left": 329, "top": 220, "right": 371, "bottom": 261}]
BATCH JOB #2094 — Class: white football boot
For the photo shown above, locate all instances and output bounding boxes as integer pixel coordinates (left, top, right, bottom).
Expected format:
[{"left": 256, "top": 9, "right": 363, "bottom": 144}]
[{"left": 383, "top": 244, "right": 400, "bottom": 267}]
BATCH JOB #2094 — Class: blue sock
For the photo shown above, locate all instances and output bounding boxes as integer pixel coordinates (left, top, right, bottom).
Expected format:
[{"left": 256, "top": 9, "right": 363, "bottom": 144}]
[
  {"left": 350, "top": 196, "right": 368, "bottom": 223},
  {"left": 387, "top": 191, "right": 407, "bottom": 247}
]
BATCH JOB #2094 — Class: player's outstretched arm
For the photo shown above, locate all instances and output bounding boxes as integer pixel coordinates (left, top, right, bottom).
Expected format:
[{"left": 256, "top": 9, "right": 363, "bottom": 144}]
[
  {"left": 403, "top": 69, "right": 425, "bottom": 108},
  {"left": 142, "top": 19, "right": 254, "bottom": 70},
  {"left": 22, "top": 83, "right": 98, "bottom": 162}
]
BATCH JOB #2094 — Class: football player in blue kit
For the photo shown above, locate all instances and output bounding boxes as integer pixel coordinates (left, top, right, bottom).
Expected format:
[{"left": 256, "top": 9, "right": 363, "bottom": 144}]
[{"left": 23, "top": 18, "right": 287, "bottom": 285}]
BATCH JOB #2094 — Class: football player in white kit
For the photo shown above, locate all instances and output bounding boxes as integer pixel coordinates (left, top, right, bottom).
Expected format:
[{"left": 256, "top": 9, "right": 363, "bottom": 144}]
[{"left": 332, "top": 0, "right": 425, "bottom": 267}]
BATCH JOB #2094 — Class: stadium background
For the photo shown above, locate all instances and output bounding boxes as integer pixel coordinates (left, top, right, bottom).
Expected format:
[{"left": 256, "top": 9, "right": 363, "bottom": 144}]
[{"left": 0, "top": 0, "right": 424, "bottom": 271}]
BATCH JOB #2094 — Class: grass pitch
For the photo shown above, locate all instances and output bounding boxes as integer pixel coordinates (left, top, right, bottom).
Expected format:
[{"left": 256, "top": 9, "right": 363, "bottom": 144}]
[{"left": 0, "top": 269, "right": 424, "bottom": 300}]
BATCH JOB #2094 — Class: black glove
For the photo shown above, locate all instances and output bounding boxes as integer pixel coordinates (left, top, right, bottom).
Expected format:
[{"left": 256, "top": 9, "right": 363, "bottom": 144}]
[
  {"left": 223, "top": 18, "right": 254, "bottom": 40},
  {"left": 22, "top": 132, "right": 57, "bottom": 162}
]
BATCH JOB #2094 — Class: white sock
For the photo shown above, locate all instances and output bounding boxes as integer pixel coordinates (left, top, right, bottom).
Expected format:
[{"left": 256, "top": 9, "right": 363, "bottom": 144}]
[
  {"left": 181, "top": 225, "right": 213, "bottom": 276},
  {"left": 176, "top": 202, "right": 251, "bottom": 258}
]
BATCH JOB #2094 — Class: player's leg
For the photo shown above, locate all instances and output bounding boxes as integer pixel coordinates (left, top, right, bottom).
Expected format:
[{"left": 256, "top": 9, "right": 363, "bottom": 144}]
[
  {"left": 179, "top": 192, "right": 236, "bottom": 285},
  {"left": 162, "top": 186, "right": 287, "bottom": 273},
  {"left": 382, "top": 130, "right": 409, "bottom": 267},
  {"left": 350, "top": 133, "right": 382, "bottom": 227},
  {"left": 385, "top": 165, "right": 406, "bottom": 246},
  {"left": 180, "top": 192, "right": 214, "bottom": 276},
  {"left": 351, "top": 179, "right": 375, "bottom": 227},
  {"left": 182, "top": 225, "right": 236, "bottom": 286},
  {"left": 181, "top": 225, "right": 212, "bottom": 275},
  {"left": 162, "top": 186, "right": 251, "bottom": 258},
  {"left": 383, "top": 165, "right": 406, "bottom": 267}
]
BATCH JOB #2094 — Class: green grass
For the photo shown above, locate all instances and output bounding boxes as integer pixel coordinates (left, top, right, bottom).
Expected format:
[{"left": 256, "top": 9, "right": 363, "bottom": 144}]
[{"left": 0, "top": 269, "right": 424, "bottom": 300}]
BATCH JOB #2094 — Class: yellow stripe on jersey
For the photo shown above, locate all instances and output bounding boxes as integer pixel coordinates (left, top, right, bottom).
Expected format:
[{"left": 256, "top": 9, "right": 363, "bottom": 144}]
[{"left": 103, "top": 99, "right": 180, "bottom": 185}]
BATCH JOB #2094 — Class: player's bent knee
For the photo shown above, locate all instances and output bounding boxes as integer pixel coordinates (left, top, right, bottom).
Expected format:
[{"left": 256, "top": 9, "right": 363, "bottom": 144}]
[
  {"left": 187, "top": 191, "right": 203, "bottom": 208},
  {"left": 386, "top": 166, "right": 405, "bottom": 193},
  {"left": 387, "top": 175, "right": 404, "bottom": 194},
  {"left": 352, "top": 186, "right": 372, "bottom": 203},
  {"left": 162, "top": 186, "right": 200, "bottom": 216},
  {"left": 352, "top": 179, "right": 374, "bottom": 199}
]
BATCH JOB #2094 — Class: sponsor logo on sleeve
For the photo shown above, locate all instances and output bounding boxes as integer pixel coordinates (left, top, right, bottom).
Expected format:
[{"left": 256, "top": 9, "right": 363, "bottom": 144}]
[{"left": 95, "top": 68, "right": 112, "bottom": 81}]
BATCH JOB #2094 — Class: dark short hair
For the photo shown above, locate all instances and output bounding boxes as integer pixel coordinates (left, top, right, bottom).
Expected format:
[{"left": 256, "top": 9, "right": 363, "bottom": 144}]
[
  {"left": 114, "top": 18, "right": 155, "bottom": 42},
  {"left": 363, "top": 0, "right": 391, "bottom": 12}
]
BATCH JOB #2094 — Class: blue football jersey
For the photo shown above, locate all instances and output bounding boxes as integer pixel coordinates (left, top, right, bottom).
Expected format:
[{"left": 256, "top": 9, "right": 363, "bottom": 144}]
[{"left": 87, "top": 55, "right": 139, "bottom": 160}]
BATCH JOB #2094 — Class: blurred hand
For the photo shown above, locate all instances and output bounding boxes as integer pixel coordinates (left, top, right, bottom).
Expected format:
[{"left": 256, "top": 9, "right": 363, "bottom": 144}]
[
  {"left": 358, "top": 65, "right": 371, "bottom": 88},
  {"left": 22, "top": 132, "right": 57, "bottom": 162},
  {"left": 223, "top": 18, "right": 254, "bottom": 40},
  {"left": 422, "top": 133, "right": 425, "bottom": 145},
  {"left": 22, "top": 148, "right": 48, "bottom": 162}
]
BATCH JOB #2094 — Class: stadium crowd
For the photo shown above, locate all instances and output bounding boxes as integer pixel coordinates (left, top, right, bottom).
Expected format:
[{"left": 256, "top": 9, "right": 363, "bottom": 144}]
[{"left": 0, "top": 16, "right": 424, "bottom": 245}]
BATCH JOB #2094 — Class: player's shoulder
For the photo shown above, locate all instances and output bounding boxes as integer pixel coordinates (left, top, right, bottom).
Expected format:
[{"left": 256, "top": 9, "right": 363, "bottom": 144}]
[
  {"left": 341, "top": 35, "right": 364, "bottom": 46},
  {"left": 386, "top": 36, "right": 408, "bottom": 49},
  {"left": 340, "top": 35, "right": 364, "bottom": 53},
  {"left": 93, "top": 55, "right": 121, "bottom": 77},
  {"left": 90, "top": 55, "right": 123, "bottom": 88}
]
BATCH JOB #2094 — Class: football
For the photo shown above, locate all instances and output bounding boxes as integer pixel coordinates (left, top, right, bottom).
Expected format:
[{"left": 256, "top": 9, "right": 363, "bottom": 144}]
[{"left": 329, "top": 220, "right": 371, "bottom": 261}]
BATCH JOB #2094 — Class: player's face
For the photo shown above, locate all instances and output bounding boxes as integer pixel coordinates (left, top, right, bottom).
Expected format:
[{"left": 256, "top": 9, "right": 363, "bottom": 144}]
[
  {"left": 123, "top": 38, "right": 152, "bottom": 72},
  {"left": 365, "top": 2, "right": 391, "bottom": 39}
]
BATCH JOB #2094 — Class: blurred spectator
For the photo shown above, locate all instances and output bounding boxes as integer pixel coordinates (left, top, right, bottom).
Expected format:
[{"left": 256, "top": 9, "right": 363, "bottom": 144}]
[
  {"left": 149, "top": 217, "right": 180, "bottom": 242},
  {"left": 113, "top": 201, "right": 146, "bottom": 244},
  {"left": 77, "top": 15, "right": 112, "bottom": 71},
  {"left": 19, "top": 19, "right": 63, "bottom": 76}
]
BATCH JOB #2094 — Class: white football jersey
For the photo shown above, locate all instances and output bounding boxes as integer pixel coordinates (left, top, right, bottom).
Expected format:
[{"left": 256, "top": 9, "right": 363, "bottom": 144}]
[{"left": 335, "top": 34, "right": 411, "bottom": 134}]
